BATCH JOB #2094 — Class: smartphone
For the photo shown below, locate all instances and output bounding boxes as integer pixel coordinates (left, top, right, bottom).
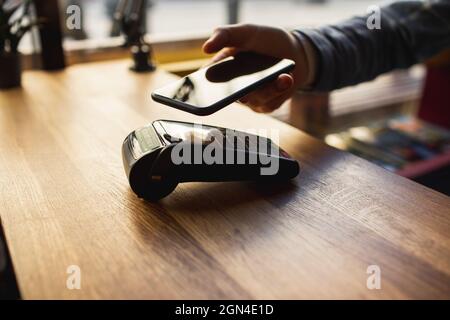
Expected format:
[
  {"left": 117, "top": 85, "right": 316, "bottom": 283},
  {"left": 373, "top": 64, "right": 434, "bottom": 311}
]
[{"left": 151, "top": 52, "right": 295, "bottom": 116}]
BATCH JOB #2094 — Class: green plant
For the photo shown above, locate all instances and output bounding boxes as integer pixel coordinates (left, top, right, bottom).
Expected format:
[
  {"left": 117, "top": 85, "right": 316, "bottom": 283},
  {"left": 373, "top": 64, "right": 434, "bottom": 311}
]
[{"left": 0, "top": 0, "right": 38, "bottom": 55}]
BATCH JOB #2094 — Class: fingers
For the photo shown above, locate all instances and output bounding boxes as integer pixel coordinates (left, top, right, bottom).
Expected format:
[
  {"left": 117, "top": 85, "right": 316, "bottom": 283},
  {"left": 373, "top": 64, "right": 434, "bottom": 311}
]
[
  {"left": 210, "top": 47, "right": 240, "bottom": 63},
  {"left": 203, "top": 24, "right": 298, "bottom": 60},
  {"left": 252, "top": 93, "right": 291, "bottom": 113},
  {"left": 202, "top": 24, "right": 299, "bottom": 113},
  {"left": 239, "top": 73, "right": 294, "bottom": 113},
  {"left": 203, "top": 24, "right": 257, "bottom": 54}
]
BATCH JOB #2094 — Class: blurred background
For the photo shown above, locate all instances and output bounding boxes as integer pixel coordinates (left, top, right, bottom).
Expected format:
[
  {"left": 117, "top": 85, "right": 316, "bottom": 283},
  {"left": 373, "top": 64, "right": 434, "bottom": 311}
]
[
  {"left": 20, "top": 0, "right": 373, "bottom": 49},
  {"left": 20, "top": 0, "right": 377, "bottom": 73}
]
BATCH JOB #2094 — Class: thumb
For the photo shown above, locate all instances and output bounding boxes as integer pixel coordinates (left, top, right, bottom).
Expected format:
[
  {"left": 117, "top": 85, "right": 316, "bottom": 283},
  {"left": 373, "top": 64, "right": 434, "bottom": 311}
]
[{"left": 203, "top": 24, "right": 257, "bottom": 54}]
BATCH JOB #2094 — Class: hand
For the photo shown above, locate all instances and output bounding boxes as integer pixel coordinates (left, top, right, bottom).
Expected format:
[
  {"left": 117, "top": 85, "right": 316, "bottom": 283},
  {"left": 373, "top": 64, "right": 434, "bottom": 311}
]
[{"left": 203, "top": 24, "right": 310, "bottom": 113}]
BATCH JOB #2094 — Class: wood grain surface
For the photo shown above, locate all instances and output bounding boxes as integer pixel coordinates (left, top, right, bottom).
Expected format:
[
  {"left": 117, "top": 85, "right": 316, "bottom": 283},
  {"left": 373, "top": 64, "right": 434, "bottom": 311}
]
[{"left": 0, "top": 60, "right": 449, "bottom": 299}]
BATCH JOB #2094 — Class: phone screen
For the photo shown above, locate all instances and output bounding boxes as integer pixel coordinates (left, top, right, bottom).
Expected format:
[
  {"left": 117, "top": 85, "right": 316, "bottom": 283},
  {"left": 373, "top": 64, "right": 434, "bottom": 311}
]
[{"left": 152, "top": 52, "right": 294, "bottom": 114}]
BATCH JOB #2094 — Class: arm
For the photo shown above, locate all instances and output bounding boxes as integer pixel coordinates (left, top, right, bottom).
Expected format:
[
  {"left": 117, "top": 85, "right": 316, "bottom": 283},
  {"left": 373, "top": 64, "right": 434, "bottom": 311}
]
[
  {"left": 296, "top": 0, "right": 450, "bottom": 91},
  {"left": 203, "top": 0, "right": 450, "bottom": 113}
]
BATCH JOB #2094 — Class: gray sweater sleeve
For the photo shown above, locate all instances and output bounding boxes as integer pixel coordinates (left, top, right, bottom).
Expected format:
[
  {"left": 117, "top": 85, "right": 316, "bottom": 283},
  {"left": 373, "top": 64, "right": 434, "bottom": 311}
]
[{"left": 294, "top": 0, "right": 450, "bottom": 92}]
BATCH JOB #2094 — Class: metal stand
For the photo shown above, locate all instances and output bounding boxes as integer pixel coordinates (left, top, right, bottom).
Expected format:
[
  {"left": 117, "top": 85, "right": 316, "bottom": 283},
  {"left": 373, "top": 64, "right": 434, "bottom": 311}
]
[{"left": 114, "top": 0, "right": 155, "bottom": 72}]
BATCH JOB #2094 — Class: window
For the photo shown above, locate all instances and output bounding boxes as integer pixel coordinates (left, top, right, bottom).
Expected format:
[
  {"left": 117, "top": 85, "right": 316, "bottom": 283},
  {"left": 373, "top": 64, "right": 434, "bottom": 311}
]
[{"left": 20, "top": 0, "right": 378, "bottom": 58}]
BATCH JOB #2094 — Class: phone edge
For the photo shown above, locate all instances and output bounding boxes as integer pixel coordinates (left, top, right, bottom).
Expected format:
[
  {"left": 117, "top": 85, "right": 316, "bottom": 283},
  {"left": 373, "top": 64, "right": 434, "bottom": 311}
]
[{"left": 151, "top": 59, "right": 295, "bottom": 116}]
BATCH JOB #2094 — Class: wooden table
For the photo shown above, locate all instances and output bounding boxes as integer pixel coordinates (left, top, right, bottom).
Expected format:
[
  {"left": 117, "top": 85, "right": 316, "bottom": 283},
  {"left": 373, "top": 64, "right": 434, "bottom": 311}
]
[{"left": 0, "top": 60, "right": 449, "bottom": 299}]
